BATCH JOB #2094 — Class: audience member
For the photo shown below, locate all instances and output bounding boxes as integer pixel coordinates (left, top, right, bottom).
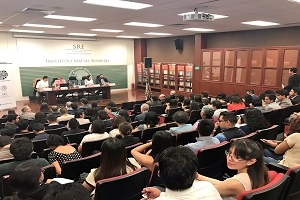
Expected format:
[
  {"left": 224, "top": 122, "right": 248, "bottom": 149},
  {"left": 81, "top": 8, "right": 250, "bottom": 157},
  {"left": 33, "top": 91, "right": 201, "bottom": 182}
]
[
  {"left": 134, "top": 103, "right": 149, "bottom": 122},
  {"left": 193, "top": 106, "right": 216, "bottom": 129},
  {"left": 39, "top": 102, "right": 52, "bottom": 115},
  {"left": 84, "top": 107, "right": 94, "bottom": 119},
  {"left": 0, "top": 136, "right": 13, "bottom": 159},
  {"left": 4, "top": 114, "right": 19, "bottom": 130},
  {"left": 118, "top": 109, "right": 132, "bottom": 123},
  {"left": 118, "top": 122, "right": 140, "bottom": 147},
  {"left": 1, "top": 108, "right": 16, "bottom": 119},
  {"left": 109, "top": 116, "right": 126, "bottom": 137},
  {"left": 45, "top": 113, "right": 65, "bottom": 130},
  {"left": 90, "top": 110, "right": 113, "bottom": 128},
  {"left": 275, "top": 89, "right": 292, "bottom": 108},
  {"left": 57, "top": 107, "right": 74, "bottom": 122},
  {"left": 51, "top": 105, "right": 61, "bottom": 117},
  {"left": 104, "top": 106, "right": 116, "bottom": 118},
  {"left": 158, "top": 94, "right": 166, "bottom": 104},
  {"left": 91, "top": 101, "right": 100, "bottom": 116},
  {"left": 214, "top": 111, "right": 245, "bottom": 142},
  {"left": 47, "top": 134, "right": 81, "bottom": 175},
  {"left": 227, "top": 95, "right": 245, "bottom": 111},
  {"left": 288, "top": 87, "right": 300, "bottom": 105},
  {"left": 69, "top": 102, "right": 80, "bottom": 115},
  {"left": 242, "top": 94, "right": 253, "bottom": 107},
  {"left": 0, "top": 128, "right": 16, "bottom": 138},
  {"left": 62, "top": 118, "right": 85, "bottom": 138},
  {"left": 169, "top": 111, "right": 194, "bottom": 135},
  {"left": 246, "top": 89, "right": 259, "bottom": 99},
  {"left": 20, "top": 106, "right": 35, "bottom": 120},
  {"left": 32, "top": 123, "right": 49, "bottom": 141},
  {"left": 212, "top": 100, "right": 227, "bottom": 119},
  {"left": 261, "top": 94, "right": 281, "bottom": 112},
  {"left": 28, "top": 111, "right": 47, "bottom": 131},
  {"left": 44, "top": 182, "right": 90, "bottom": 200},
  {"left": 216, "top": 92, "right": 227, "bottom": 105},
  {"left": 74, "top": 110, "right": 90, "bottom": 125},
  {"left": 136, "top": 111, "right": 160, "bottom": 131},
  {"left": 250, "top": 98, "right": 263, "bottom": 111},
  {"left": 165, "top": 99, "right": 178, "bottom": 113},
  {"left": 65, "top": 101, "right": 73, "bottom": 111},
  {"left": 79, "top": 98, "right": 90, "bottom": 109},
  {"left": 17, "top": 119, "right": 29, "bottom": 133},
  {"left": 147, "top": 95, "right": 162, "bottom": 107}
]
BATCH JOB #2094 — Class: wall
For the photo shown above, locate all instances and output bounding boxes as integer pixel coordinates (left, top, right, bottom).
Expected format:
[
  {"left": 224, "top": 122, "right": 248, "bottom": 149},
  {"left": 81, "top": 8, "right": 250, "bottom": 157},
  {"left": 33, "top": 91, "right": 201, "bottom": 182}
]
[{"left": 147, "top": 35, "right": 195, "bottom": 63}]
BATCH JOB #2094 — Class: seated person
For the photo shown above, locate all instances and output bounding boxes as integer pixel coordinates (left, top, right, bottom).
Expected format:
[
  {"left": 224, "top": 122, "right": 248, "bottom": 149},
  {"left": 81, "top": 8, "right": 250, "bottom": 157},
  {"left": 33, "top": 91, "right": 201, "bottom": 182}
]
[
  {"left": 74, "top": 110, "right": 90, "bottom": 125},
  {"left": 275, "top": 89, "right": 292, "bottom": 109},
  {"left": 32, "top": 123, "right": 49, "bottom": 141},
  {"left": 288, "top": 87, "right": 300, "bottom": 105},
  {"left": 89, "top": 110, "right": 113, "bottom": 131},
  {"left": 169, "top": 111, "right": 194, "bottom": 135},
  {"left": 261, "top": 94, "right": 281, "bottom": 112},
  {"left": 45, "top": 114, "right": 65, "bottom": 130},
  {"left": 78, "top": 119, "right": 109, "bottom": 152},
  {"left": 51, "top": 106, "right": 61, "bottom": 118},
  {"left": 79, "top": 98, "right": 90, "bottom": 110},
  {"left": 117, "top": 109, "right": 132, "bottom": 123},
  {"left": 185, "top": 119, "right": 220, "bottom": 153},
  {"left": 147, "top": 95, "right": 162, "bottom": 107},
  {"left": 0, "top": 136, "right": 13, "bottom": 160},
  {"left": 142, "top": 147, "right": 222, "bottom": 200},
  {"left": 47, "top": 134, "right": 82, "bottom": 175},
  {"left": 227, "top": 95, "right": 246, "bottom": 111},
  {"left": 35, "top": 76, "right": 49, "bottom": 99},
  {"left": 4, "top": 114, "right": 19, "bottom": 131},
  {"left": 68, "top": 102, "right": 81, "bottom": 115},
  {"left": 52, "top": 76, "right": 66, "bottom": 87},
  {"left": 20, "top": 105, "right": 36, "bottom": 120},
  {"left": 0, "top": 128, "right": 16, "bottom": 138},
  {"left": 57, "top": 108, "right": 74, "bottom": 122},
  {"left": 1, "top": 108, "right": 16, "bottom": 119},
  {"left": 39, "top": 102, "right": 52, "bottom": 115},
  {"left": 212, "top": 100, "right": 227, "bottom": 119},
  {"left": 28, "top": 112, "right": 47, "bottom": 131},
  {"left": 214, "top": 111, "right": 245, "bottom": 142},
  {"left": 84, "top": 75, "right": 94, "bottom": 86},
  {"left": 82, "top": 138, "right": 140, "bottom": 195},
  {"left": 250, "top": 98, "right": 263, "bottom": 111},
  {"left": 62, "top": 118, "right": 85, "bottom": 138},
  {"left": 109, "top": 116, "right": 126, "bottom": 137},
  {"left": 95, "top": 73, "right": 109, "bottom": 85},
  {"left": 193, "top": 107, "right": 216, "bottom": 130},
  {"left": 17, "top": 119, "right": 29, "bottom": 133},
  {"left": 134, "top": 103, "right": 149, "bottom": 122},
  {"left": 165, "top": 99, "right": 178, "bottom": 113},
  {"left": 104, "top": 106, "right": 116, "bottom": 118},
  {"left": 0, "top": 137, "right": 49, "bottom": 177},
  {"left": 44, "top": 182, "right": 90, "bottom": 200},
  {"left": 136, "top": 111, "right": 160, "bottom": 131},
  {"left": 118, "top": 122, "right": 140, "bottom": 147}
]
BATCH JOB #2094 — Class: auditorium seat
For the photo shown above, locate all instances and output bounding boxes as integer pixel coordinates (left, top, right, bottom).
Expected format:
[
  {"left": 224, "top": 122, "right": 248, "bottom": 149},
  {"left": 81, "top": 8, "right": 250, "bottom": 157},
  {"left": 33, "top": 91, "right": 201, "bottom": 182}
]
[
  {"left": 14, "top": 132, "right": 35, "bottom": 139},
  {"left": 45, "top": 127, "right": 68, "bottom": 135},
  {"left": 79, "top": 122, "right": 92, "bottom": 131},
  {"left": 121, "top": 101, "right": 135, "bottom": 110},
  {"left": 32, "top": 139, "right": 48, "bottom": 154},
  {"left": 176, "top": 130, "right": 198, "bottom": 146},
  {"left": 125, "top": 142, "right": 143, "bottom": 158},
  {"left": 148, "top": 163, "right": 165, "bottom": 188},
  {"left": 188, "top": 110, "right": 201, "bottom": 124},
  {"left": 141, "top": 125, "right": 166, "bottom": 143},
  {"left": 63, "top": 131, "right": 89, "bottom": 144},
  {"left": 81, "top": 139, "right": 107, "bottom": 157}
]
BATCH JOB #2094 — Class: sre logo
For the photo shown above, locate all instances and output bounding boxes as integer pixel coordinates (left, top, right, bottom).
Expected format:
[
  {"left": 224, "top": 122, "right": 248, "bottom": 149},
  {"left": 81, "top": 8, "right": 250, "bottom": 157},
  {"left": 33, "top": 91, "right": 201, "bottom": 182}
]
[{"left": 73, "top": 44, "right": 84, "bottom": 49}]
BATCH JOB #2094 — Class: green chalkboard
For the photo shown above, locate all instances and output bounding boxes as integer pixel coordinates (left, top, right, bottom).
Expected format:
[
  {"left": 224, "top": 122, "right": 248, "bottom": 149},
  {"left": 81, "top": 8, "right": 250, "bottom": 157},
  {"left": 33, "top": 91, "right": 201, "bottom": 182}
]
[{"left": 19, "top": 66, "right": 128, "bottom": 96}]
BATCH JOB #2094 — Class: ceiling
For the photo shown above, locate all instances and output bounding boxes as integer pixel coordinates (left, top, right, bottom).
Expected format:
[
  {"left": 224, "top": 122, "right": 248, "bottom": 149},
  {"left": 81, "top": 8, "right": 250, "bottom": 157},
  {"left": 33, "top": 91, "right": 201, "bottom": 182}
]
[{"left": 1, "top": 0, "right": 300, "bottom": 39}]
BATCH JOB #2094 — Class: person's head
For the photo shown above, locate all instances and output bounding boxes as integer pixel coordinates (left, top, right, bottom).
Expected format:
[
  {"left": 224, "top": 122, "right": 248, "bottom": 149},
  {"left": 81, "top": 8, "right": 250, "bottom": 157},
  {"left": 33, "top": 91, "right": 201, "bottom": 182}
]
[
  {"left": 230, "top": 95, "right": 242, "bottom": 104},
  {"left": 164, "top": 96, "right": 171, "bottom": 104},
  {"left": 217, "top": 92, "right": 226, "bottom": 100},
  {"left": 57, "top": 76, "right": 62, "bottom": 80},
  {"left": 159, "top": 94, "right": 165, "bottom": 101},
  {"left": 46, "top": 134, "right": 65, "bottom": 150},
  {"left": 198, "top": 119, "right": 214, "bottom": 137},
  {"left": 142, "top": 111, "right": 159, "bottom": 128},
  {"left": 47, "top": 113, "right": 58, "bottom": 123},
  {"left": 80, "top": 98, "right": 88, "bottom": 105},
  {"left": 84, "top": 107, "right": 94, "bottom": 116},
  {"left": 170, "top": 90, "right": 176, "bottom": 96},
  {"left": 51, "top": 105, "right": 59, "bottom": 112},
  {"left": 35, "top": 111, "right": 46, "bottom": 120},
  {"left": 7, "top": 114, "right": 19, "bottom": 123},
  {"left": 244, "top": 108, "right": 270, "bottom": 132},
  {"left": 242, "top": 94, "right": 253, "bottom": 105},
  {"left": 91, "top": 101, "right": 98, "bottom": 108},
  {"left": 140, "top": 103, "right": 149, "bottom": 113},
  {"left": 40, "top": 102, "right": 50, "bottom": 111},
  {"left": 218, "top": 111, "right": 237, "bottom": 129},
  {"left": 0, "top": 128, "right": 16, "bottom": 138},
  {"left": 68, "top": 118, "right": 79, "bottom": 130},
  {"left": 112, "top": 116, "right": 126, "bottom": 129},
  {"left": 226, "top": 139, "right": 269, "bottom": 189},
  {"left": 86, "top": 74, "right": 92, "bottom": 80},
  {"left": 7, "top": 109, "right": 16, "bottom": 115},
  {"left": 289, "top": 67, "right": 297, "bottom": 74},
  {"left": 97, "top": 110, "right": 109, "bottom": 120},
  {"left": 258, "top": 92, "right": 266, "bottom": 101},
  {"left": 71, "top": 102, "right": 79, "bottom": 110},
  {"left": 251, "top": 98, "right": 262, "bottom": 107},
  {"left": 287, "top": 116, "right": 300, "bottom": 136},
  {"left": 265, "top": 90, "right": 275, "bottom": 95},
  {"left": 60, "top": 107, "right": 68, "bottom": 115},
  {"left": 74, "top": 110, "right": 84, "bottom": 118},
  {"left": 118, "top": 109, "right": 131, "bottom": 122},
  {"left": 169, "top": 99, "right": 178, "bottom": 107},
  {"left": 151, "top": 95, "right": 158, "bottom": 102},
  {"left": 190, "top": 102, "right": 200, "bottom": 111},
  {"left": 264, "top": 94, "right": 276, "bottom": 105},
  {"left": 276, "top": 89, "right": 288, "bottom": 101},
  {"left": 119, "top": 122, "right": 133, "bottom": 136},
  {"left": 32, "top": 122, "right": 45, "bottom": 133},
  {"left": 183, "top": 98, "right": 190, "bottom": 106},
  {"left": 91, "top": 119, "right": 106, "bottom": 134},
  {"left": 10, "top": 137, "right": 33, "bottom": 161},
  {"left": 194, "top": 95, "right": 202, "bottom": 103},
  {"left": 0, "top": 136, "right": 12, "bottom": 148},
  {"left": 43, "top": 182, "right": 90, "bottom": 200},
  {"left": 21, "top": 106, "right": 31, "bottom": 113},
  {"left": 200, "top": 107, "right": 214, "bottom": 119},
  {"left": 17, "top": 119, "right": 29, "bottom": 131},
  {"left": 246, "top": 89, "right": 254, "bottom": 95},
  {"left": 202, "top": 98, "right": 210, "bottom": 106},
  {"left": 104, "top": 106, "right": 112, "bottom": 114},
  {"left": 177, "top": 95, "right": 184, "bottom": 103},
  {"left": 150, "top": 131, "right": 174, "bottom": 161},
  {"left": 212, "top": 100, "right": 222, "bottom": 110},
  {"left": 65, "top": 101, "right": 72, "bottom": 108},
  {"left": 158, "top": 146, "right": 198, "bottom": 190},
  {"left": 8, "top": 160, "right": 43, "bottom": 192},
  {"left": 201, "top": 91, "right": 209, "bottom": 98},
  {"left": 107, "top": 101, "right": 116, "bottom": 108},
  {"left": 99, "top": 74, "right": 104, "bottom": 78},
  {"left": 289, "top": 87, "right": 300, "bottom": 97},
  {"left": 172, "top": 111, "right": 189, "bottom": 125},
  {"left": 42, "top": 76, "right": 48, "bottom": 81}
]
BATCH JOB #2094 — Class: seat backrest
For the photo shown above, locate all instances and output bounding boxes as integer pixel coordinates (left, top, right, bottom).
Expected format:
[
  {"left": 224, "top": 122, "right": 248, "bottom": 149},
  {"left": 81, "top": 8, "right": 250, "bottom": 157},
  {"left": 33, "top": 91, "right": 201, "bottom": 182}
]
[
  {"left": 42, "top": 164, "right": 57, "bottom": 180},
  {"left": 45, "top": 127, "right": 68, "bottom": 135},
  {"left": 189, "top": 110, "right": 201, "bottom": 124},
  {"left": 81, "top": 139, "right": 107, "bottom": 157},
  {"left": 132, "top": 130, "right": 142, "bottom": 140},
  {"left": 234, "top": 108, "right": 246, "bottom": 115},
  {"left": 255, "top": 125, "right": 280, "bottom": 141},
  {"left": 141, "top": 125, "right": 166, "bottom": 143},
  {"left": 64, "top": 131, "right": 89, "bottom": 144},
  {"left": 284, "top": 166, "right": 300, "bottom": 200},
  {"left": 14, "top": 132, "right": 36, "bottom": 139},
  {"left": 32, "top": 139, "right": 48, "bottom": 153},
  {"left": 94, "top": 167, "right": 148, "bottom": 200},
  {"left": 237, "top": 173, "right": 290, "bottom": 200},
  {"left": 1, "top": 175, "right": 13, "bottom": 199},
  {"left": 59, "top": 120, "right": 69, "bottom": 125},
  {"left": 131, "top": 121, "right": 140, "bottom": 129},
  {"left": 231, "top": 132, "right": 257, "bottom": 142},
  {"left": 0, "top": 158, "right": 14, "bottom": 165},
  {"left": 176, "top": 130, "right": 198, "bottom": 146},
  {"left": 196, "top": 141, "right": 230, "bottom": 179},
  {"left": 165, "top": 122, "right": 177, "bottom": 130},
  {"left": 125, "top": 142, "right": 143, "bottom": 158},
  {"left": 79, "top": 122, "right": 92, "bottom": 130},
  {"left": 61, "top": 152, "right": 101, "bottom": 180},
  {"left": 133, "top": 104, "right": 142, "bottom": 115},
  {"left": 121, "top": 102, "right": 135, "bottom": 110},
  {"left": 148, "top": 163, "right": 165, "bottom": 188}
]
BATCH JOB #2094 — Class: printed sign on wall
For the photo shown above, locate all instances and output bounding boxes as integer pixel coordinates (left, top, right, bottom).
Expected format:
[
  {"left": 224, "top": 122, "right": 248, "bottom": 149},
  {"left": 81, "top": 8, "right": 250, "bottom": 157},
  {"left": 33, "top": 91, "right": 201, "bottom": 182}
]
[{"left": 0, "top": 66, "right": 16, "bottom": 110}]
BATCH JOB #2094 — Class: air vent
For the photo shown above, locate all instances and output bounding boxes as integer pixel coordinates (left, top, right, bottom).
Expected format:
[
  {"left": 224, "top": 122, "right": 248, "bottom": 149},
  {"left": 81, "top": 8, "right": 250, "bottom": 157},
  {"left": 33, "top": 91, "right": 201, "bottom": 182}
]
[{"left": 22, "top": 7, "right": 55, "bottom": 15}]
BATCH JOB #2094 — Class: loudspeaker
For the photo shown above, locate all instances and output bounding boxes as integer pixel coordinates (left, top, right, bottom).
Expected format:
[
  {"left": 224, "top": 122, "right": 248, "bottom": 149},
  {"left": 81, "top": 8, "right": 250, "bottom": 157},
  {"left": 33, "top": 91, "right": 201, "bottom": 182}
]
[
  {"left": 144, "top": 57, "right": 152, "bottom": 68},
  {"left": 174, "top": 38, "right": 183, "bottom": 51}
]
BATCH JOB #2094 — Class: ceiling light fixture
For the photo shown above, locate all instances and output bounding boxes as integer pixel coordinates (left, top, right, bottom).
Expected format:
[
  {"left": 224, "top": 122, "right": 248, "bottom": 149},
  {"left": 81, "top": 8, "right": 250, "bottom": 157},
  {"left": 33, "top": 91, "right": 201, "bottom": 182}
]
[
  {"left": 144, "top": 32, "right": 172, "bottom": 36},
  {"left": 68, "top": 33, "right": 97, "bottom": 36},
  {"left": 23, "top": 23, "right": 65, "bottom": 28},
  {"left": 116, "top": 35, "right": 140, "bottom": 38},
  {"left": 183, "top": 28, "right": 215, "bottom": 32},
  {"left": 178, "top": 12, "right": 228, "bottom": 19},
  {"left": 9, "top": 29, "right": 44, "bottom": 33},
  {"left": 241, "top": 20, "right": 280, "bottom": 26},
  {"left": 91, "top": 29, "right": 124, "bottom": 33},
  {"left": 288, "top": 0, "right": 300, "bottom": 3},
  {"left": 45, "top": 15, "right": 96, "bottom": 22},
  {"left": 83, "top": 0, "right": 153, "bottom": 10},
  {"left": 124, "top": 22, "right": 164, "bottom": 27}
]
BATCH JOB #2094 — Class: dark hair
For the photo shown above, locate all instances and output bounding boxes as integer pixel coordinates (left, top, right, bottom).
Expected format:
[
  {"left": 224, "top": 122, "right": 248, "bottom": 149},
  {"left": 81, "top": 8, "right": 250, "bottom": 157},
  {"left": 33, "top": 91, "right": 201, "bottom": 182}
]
[
  {"left": 97, "top": 110, "right": 109, "bottom": 120},
  {"left": 164, "top": 96, "right": 171, "bottom": 104},
  {"left": 84, "top": 107, "right": 94, "bottom": 116},
  {"left": 74, "top": 110, "right": 84, "bottom": 118},
  {"left": 198, "top": 119, "right": 214, "bottom": 136},
  {"left": 0, "top": 136, "right": 12, "bottom": 147},
  {"left": 91, "top": 119, "right": 106, "bottom": 133},
  {"left": 287, "top": 117, "right": 300, "bottom": 136},
  {"left": 183, "top": 98, "right": 190, "bottom": 106},
  {"left": 150, "top": 131, "right": 173, "bottom": 162},
  {"left": 201, "top": 107, "right": 214, "bottom": 119},
  {"left": 7, "top": 114, "right": 18, "bottom": 122},
  {"left": 158, "top": 147, "right": 198, "bottom": 190},
  {"left": 43, "top": 182, "right": 90, "bottom": 200},
  {"left": 265, "top": 94, "right": 276, "bottom": 102},
  {"left": 247, "top": 89, "right": 254, "bottom": 94},
  {"left": 46, "top": 134, "right": 65, "bottom": 147},
  {"left": 244, "top": 108, "right": 270, "bottom": 132},
  {"left": 107, "top": 101, "right": 117, "bottom": 108},
  {"left": 276, "top": 89, "right": 288, "bottom": 97},
  {"left": 10, "top": 137, "right": 33, "bottom": 161},
  {"left": 290, "top": 67, "right": 297, "bottom": 73},
  {"left": 35, "top": 111, "right": 46, "bottom": 120},
  {"left": 91, "top": 101, "right": 98, "bottom": 108},
  {"left": 17, "top": 119, "right": 29, "bottom": 130},
  {"left": 242, "top": 94, "right": 253, "bottom": 107},
  {"left": 265, "top": 90, "right": 275, "bottom": 94},
  {"left": 291, "top": 87, "right": 300, "bottom": 95},
  {"left": 229, "top": 139, "right": 269, "bottom": 189},
  {"left": 68, "top": 118, "right": 79, "bottom": 129},
  {"left": 118, "top": 109, "right": 131, "bottom": 122},
  {"left": 7, "top": 109, "right": 16, "bottom": 115},
  {"left": 32, "top": 122, "right": 45, "bottom": 132},
  {"left": 0, "top": 128, "right": 16, "bottom": 138},
  {"left": 51, "top": 106, "right": 59, "bottom": 112},
  {"left": 217, "top": 92, "right": 226, "bottom": 100},
  {"left": 258, "top": 92, "right": 266, "bottom": 101},
  {"left": 172, "top": 111, "right": 189, "bottom": 124},
  {"left": 94, "top": 138, "right": 137, "bottom": 181},
  {"left": 42, "top": 76, "right": 48, "bottom": 79},
  {"left": 8, "top": 160, "right": 42, "bottom": 192},
  {"left": 251, "top": 98, "right": 262, "bottom": 107},
  {"left": 194, "top": 95, "right": 202, "bottom": 103},
  {"left": 201, "top": 91, "right": 209, "bottom": 98},
  {"left": 143, "top": 111, "right": 159, "bottom": 127},
  {"left": 119, "top": 122, "right": 133, "bottom": 136},
  {"left": 219, "top": 111, "right": 237, "bottom": 124},
  {"left": 212, "top": 100, "right": 222, "bottom": 109},
  {"left": 112, "top": 116, "right": 126, "bottom": 129},
  {"left": 151, "top": 95, "right": 158, "bottom": 101},
  {"left": 71, "top": 102, "right": 78, "bottom": 110},
  {"left": 189, "top": 102, "right": 200, "bottom": 111},
  {"left": 189, "top": 94, "right": 195, "bottom": 100},
  {"left": 230, "top": 95, "right": 242, "bottom": 104},
  {"left": 47, "top": 113, "right": 57, "bottom": 122},
  {"left": 202, "top": 98, "right": 210, "bottom": 105},
  {"left": 40, "top": 102, "right": 51, "bottom": 112},
  {"left": 80, "top": 98, "right": 88, "bottom": 105},
  {"left": 169, "top": 99, "right": 178, "bottom": 107},
  {"left": 177, "top": 95, "right": 184, "bottom": 102}
]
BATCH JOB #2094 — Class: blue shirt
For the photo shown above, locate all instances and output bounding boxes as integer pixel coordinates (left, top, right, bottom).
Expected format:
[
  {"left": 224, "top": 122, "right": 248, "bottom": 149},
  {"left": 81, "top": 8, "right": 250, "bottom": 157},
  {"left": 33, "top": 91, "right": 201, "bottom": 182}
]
[{"left": 185, "top": 136, "right": 220, "bottom": 154}]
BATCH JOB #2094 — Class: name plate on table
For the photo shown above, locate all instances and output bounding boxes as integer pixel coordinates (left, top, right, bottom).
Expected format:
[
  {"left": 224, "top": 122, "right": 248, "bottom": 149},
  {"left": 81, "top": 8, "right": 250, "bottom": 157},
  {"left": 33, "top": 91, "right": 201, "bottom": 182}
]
[
  {"left": 79, "top": 85, "right": 86, "bottom": 88},
  {"left": 109, "top": 83, "right": 116, "bottom": 86},
  {"left": 94, "top": 84, "right": 100, "bottom": 87},
  {"left": 61, "top": 87, "right": 68, "bottom": 90},
  {"left": 43, "top": 88, "right": 52, "bottom": 91}
]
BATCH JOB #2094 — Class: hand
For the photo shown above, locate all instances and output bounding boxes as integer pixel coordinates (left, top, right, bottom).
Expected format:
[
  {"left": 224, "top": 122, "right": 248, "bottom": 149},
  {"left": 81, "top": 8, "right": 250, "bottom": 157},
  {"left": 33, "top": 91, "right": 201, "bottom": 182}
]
[
  {"left": 141, "top": 187, "right": 161, "bottom": 199},
  {"left": 260, "top": 139, "right": 277, "bottom": 147}
]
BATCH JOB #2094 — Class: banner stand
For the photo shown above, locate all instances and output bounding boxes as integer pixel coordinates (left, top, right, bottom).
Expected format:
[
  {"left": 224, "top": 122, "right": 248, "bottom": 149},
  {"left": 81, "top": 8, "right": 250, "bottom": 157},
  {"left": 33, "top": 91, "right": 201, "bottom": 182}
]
[{"left": 0, "top": 64, "right": 17, "bottom": 111}]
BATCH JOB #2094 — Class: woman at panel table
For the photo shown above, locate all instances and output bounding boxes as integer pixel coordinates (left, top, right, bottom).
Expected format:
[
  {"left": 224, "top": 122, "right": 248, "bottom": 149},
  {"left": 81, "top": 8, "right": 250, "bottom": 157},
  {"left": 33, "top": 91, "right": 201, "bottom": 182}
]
[
  {"left": 84, "top": 75, "right": 94, "bottom": 86},
  {"left": 52, "top": 76, "right": 66, "bottom": 87}
]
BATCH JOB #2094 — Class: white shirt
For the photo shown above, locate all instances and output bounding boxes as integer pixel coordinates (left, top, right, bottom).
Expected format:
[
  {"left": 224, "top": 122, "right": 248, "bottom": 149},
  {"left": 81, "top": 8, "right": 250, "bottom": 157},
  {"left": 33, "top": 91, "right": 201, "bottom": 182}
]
[
  {"left": 36, "top": 80, "right": 49, "bottom": 89},
  {"left": 80, "top": 132, "right": 109, "bottom": 145},
  {"left": 84, "top": 79, "right": 94, "bottom": 86},
  {"left": 155, "top": 180, "right": 222, "bottom": 200}
]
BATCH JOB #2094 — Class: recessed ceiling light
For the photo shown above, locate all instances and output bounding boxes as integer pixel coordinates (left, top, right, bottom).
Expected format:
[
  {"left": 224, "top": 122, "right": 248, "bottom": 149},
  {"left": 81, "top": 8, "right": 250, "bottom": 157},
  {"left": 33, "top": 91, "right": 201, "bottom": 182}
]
[
  {"left": 23, "top": 24, "right": 65, "bottom": 28},
  {"left": 68, "top": 33, "right": 97, "bottom": 36},
  {"left": 288, "top": 0, "right": 300, "bottom": 3},
  {"left": 183, "top": 28, "right": 215, "bottom": 32},
  {"left": 144, "top": 32, "right": 172, "bottom": 36},
  {"left": 9, "top": 29, "right": 44, "bottom": 33},
  {"left": 124, "top": 22, "right": 164, "bottom": 27},
  {"left": 116, "top": 35, "right": 140, "bottom": 38},
  {"left": 91, "top": 29, "right": 124, "bottom": 33},
  {"left": 45, "top": 15, "right": 96, "bottom": 22},
  {"left": 83, "top": 0, "right": 153, "bottom": 10},
  {"left": 241, "top": 20, "right": 280, "bottom": 26},
  {"left": 178, "top": 12, "right": 228, "bottom": 19}
]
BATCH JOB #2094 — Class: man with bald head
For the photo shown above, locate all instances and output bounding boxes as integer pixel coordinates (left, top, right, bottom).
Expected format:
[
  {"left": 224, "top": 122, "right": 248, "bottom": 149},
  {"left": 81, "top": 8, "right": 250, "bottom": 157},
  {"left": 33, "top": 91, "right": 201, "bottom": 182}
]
[{"left": 19, "top": 106, "right": 35, "bottom": 120}]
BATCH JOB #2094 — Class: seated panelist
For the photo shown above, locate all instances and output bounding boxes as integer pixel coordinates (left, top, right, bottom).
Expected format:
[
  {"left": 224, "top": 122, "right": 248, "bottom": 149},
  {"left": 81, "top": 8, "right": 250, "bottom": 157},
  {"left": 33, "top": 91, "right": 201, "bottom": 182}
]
[
  {"left": 95, "top": 74, "right": 110, "bottom": 85},
  {"left": 52, "top": 76, "right": 66, "bottom": 87},
  {"left": 84, "top": 75, "right": 94, "bottom": 86}
]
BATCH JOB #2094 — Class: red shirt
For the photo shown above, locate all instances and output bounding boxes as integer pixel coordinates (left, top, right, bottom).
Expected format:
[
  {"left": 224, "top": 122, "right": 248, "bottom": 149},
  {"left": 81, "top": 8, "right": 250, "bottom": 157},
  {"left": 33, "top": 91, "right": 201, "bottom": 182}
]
[{"left": 227, "top": 103, "right": 246, "bottom": 111}]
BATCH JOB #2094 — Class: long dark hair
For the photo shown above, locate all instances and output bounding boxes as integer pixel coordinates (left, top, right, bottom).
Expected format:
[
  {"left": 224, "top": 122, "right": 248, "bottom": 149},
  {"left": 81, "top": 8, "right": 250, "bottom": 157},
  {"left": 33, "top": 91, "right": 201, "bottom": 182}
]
[
  {"left": 118, "top": 109, "right": 131, "bottom": 122},
  {"left": 244, "top": 108, "right": 270, "bottom": 132},
  {"left": 94, "top": 138, "right": 137, "bottom": 182},
  {"left": 150, "top": 131, "right": 174, "bottom": 162},
  {"left": 230, "top": 139, "right": 269, "bottom": 189},
  {"left": 143, "top": 111, "right": 159, "bottom": 128}
]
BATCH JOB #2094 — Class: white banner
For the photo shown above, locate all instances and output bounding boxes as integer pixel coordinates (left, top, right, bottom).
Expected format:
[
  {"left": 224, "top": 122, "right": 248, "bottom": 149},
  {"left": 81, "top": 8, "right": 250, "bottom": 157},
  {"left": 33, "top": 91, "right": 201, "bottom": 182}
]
[{"left": 0, "top": 66, "right": 16, "bottom": 110}]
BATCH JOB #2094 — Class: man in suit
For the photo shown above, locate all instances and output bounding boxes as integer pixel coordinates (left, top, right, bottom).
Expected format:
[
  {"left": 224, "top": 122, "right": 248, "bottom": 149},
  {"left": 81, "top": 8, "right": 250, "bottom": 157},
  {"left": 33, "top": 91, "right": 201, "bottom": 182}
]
[
  {"left": 284, "top": 68, "right": 300, "bottom": 92},
  {"left": 118, "top": 122, "right": 140, "bottom": 147},
  {"left": 45, "top": 113, "right": 65, "bottom": 130},
  {"left": 19, "top": 106, "right": 36, "bottom": 120},
  {"left": 289, "top": 87, "right": 300, "bottom": 105},
  {"left": 134, "top": 103, "right": 149, "bottom": 122},
  {"left": 147, "top": 95, "right": 162, "bottom": 107},
  {"left": 95, "top": 74, "right": 110, "bottom": 98}
]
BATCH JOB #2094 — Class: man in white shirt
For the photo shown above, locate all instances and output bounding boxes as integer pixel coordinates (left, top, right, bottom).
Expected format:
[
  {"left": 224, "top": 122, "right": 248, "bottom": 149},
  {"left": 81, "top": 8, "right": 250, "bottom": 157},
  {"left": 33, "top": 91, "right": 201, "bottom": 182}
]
[
  {"left": 35, "top": 76, "right": 49, "bottom": 99},
  {"left": 142, "top": 146, "right": 222, "bottom": 200}
]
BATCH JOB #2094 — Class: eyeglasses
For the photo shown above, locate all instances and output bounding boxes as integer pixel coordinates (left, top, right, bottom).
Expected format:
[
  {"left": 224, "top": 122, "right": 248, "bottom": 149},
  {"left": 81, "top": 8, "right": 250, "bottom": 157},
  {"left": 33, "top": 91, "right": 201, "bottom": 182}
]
[
  {"left": 218, "top": 119, "right": 225, "bottom": 123},
  {"left": 225, "top": 150, "right": 244, "bottom": 162}
]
